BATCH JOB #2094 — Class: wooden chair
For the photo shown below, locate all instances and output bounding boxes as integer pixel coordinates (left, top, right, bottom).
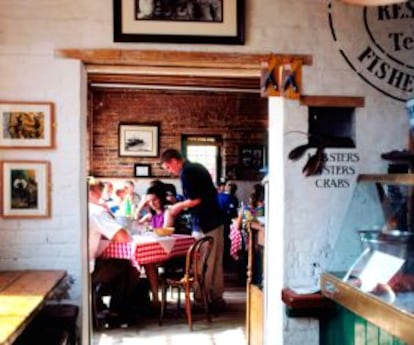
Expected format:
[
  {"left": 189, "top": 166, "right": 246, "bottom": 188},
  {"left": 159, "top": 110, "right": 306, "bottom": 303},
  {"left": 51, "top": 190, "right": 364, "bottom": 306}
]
[{"left": 159, "top": 235, "right": 214, "bottom": 330}]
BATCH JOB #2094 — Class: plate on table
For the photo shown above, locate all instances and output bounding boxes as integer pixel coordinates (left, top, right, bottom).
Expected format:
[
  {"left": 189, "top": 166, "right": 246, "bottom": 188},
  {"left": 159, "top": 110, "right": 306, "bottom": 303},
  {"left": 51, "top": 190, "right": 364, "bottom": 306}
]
[{"left": 154, "top": 227, "right": 175, "bottom": 237}]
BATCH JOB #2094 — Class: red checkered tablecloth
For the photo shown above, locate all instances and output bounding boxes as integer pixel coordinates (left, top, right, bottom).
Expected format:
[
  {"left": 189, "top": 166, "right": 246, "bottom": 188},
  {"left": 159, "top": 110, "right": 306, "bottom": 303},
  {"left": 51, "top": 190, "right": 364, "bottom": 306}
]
[
  {"left": 100, "top": 233, "right": 195, "bottom": 266},
  {"left": 229, "top": 224, "right": 242, "bottom": 260}
]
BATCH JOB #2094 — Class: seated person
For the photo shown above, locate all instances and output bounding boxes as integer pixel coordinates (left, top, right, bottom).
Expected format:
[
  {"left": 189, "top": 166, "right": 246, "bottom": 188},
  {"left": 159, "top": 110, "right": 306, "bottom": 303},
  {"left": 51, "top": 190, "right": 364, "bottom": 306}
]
[
  {"left": 138, "top": 184, "right": 173, "bottom": 228},
  {"left": 136, "top": 183, "right": 181, "bottom": 302},
  {"left": 137, "top": 181, "right": 191, "bottom": 234},
  {"left": 133, "top": 179, "right": 166, "bottom": 220},
  {"left": 119, "top": 180, "right": 141, "bottom": 219},
  {"left": 99, "top": 181, "right": 119, "bottom": 214},
  {"left": 164, "top": 183, "right": 185, "bottom": 203},
  {"left": 111, "top": 188, "right": 133, "bottom": 230},
  {"left": 89, "top": 179, "right": 142, "bottom": 326}
]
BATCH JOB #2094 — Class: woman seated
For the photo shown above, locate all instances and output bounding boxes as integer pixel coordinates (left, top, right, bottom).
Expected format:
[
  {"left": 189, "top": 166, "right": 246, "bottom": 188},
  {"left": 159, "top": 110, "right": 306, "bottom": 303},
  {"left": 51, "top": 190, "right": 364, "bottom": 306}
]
[
  {"left": 138, "top": 184, "right": 174, "bottom": 228},
  {"left": 137, "top": 182, "right": 192, "bottom": 234}
]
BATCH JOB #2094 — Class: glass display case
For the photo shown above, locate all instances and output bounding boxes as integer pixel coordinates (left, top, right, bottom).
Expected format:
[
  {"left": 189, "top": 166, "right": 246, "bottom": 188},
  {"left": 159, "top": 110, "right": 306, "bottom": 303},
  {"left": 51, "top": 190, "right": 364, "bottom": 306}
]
[{"left": 321, "top": 174, "right": 414, "bottom": 345}]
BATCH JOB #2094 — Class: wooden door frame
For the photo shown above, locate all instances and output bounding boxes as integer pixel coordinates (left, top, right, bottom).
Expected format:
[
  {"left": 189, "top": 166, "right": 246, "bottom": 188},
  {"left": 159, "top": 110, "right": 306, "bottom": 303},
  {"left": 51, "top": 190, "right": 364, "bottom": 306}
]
[
  {"left": 56, "top": 49, "right": 312, "bottom": 89},
  {"left": 56, "top": 48, "right": 312, "bottom": 345}
]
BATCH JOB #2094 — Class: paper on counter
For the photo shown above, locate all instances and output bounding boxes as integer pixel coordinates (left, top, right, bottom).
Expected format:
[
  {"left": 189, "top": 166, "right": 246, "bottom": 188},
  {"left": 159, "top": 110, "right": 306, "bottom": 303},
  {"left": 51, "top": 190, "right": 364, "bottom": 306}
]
[{"left": 358, "top": 250, "right": 405, "bottom": 292}]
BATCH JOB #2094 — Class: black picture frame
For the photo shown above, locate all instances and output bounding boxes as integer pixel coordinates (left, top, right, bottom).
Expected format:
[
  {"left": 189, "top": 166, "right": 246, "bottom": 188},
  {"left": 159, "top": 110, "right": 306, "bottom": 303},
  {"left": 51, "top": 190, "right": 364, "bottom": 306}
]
[
  {"left": 240, "top": 145, "right": 265, "bottom": 169},
  {"left": 134, "top": 163, "right": 151, "bottom": 177},
  {"left": 113, "top": 0, "right": 244, "bottom": 45},
  {"left": 119, "top": 123, "right": 160, "bottom": 157}
]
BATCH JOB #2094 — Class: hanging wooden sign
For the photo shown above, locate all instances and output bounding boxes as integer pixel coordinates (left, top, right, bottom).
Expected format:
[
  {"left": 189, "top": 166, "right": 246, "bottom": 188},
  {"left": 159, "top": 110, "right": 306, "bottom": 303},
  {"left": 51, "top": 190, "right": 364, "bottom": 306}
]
[
  {"left": 260, "top": 55, "right": 303, "bottom": 99},
  {"left": 279, "top": 60, "right": 302, "bottom": 100},
  {"left": 260, "top": 55, "right": 281, "bottom": 97}
]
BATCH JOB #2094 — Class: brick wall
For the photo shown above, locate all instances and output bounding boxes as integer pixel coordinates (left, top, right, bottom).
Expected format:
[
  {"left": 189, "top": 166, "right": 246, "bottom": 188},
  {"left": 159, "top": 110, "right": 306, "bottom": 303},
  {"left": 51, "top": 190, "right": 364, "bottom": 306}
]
[{"left": 89, "top": 88, "right": 268, "bottom": 180}]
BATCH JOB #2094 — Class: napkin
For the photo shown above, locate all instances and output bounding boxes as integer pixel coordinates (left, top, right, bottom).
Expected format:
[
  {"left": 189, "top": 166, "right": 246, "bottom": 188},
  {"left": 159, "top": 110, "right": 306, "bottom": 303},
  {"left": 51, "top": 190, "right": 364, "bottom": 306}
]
[{"left": 133, "top": 233, "right": 175, "bottom": 254}]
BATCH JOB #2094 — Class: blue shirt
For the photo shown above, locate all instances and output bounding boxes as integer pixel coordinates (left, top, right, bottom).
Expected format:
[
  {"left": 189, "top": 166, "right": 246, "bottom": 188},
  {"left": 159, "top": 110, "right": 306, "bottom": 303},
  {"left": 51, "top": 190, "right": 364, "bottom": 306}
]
[{"left": 217, "top": 192, "right": 239, "bottom": 222}]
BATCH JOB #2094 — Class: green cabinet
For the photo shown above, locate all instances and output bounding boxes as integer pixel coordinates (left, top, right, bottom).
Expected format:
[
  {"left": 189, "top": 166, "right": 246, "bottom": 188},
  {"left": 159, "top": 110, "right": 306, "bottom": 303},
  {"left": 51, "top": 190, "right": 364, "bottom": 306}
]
[{"left": 320, "top": 303, "right": 406, "bottom": 345}]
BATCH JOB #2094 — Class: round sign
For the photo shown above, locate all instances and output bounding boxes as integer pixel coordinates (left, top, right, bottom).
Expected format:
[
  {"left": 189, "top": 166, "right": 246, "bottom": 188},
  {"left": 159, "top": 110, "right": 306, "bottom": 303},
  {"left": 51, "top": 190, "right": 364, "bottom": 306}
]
[{"left": 328, "top": 1, "right": 414, "bottom": 102}]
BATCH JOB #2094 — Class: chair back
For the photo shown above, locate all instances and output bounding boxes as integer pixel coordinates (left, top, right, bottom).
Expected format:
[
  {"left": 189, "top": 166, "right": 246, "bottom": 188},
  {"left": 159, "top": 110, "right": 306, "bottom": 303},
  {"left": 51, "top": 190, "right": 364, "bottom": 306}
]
[{"left": 185, "top": 236, "right": 214, "bottom": 287}]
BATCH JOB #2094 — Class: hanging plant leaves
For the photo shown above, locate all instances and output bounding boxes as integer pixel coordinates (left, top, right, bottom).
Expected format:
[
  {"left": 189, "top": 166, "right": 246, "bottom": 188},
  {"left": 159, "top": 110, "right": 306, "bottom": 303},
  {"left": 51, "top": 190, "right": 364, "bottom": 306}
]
[
  {"left": 302, "top": 146, "right": 325, "bottom": 177},
  {"left": 288, "top": 143, "right": 311, "bottom": 161}
]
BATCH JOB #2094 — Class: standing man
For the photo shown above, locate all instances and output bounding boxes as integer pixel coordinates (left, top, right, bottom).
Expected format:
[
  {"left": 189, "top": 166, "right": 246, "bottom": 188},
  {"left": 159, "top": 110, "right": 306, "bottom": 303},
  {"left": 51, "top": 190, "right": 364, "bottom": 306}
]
[{"left": 160, "top": 148, "right": 226, "bottom": 311}]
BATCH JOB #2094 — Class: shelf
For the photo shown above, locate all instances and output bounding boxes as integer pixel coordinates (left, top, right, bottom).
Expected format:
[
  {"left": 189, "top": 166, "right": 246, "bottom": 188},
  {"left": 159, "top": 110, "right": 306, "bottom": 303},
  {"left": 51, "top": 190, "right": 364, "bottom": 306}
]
[
  {"left": 281, "top": 288, "right": 334, "bottom": 318},
  {"left": 357, "top": 174, "right": 414, "bottom": 185}
]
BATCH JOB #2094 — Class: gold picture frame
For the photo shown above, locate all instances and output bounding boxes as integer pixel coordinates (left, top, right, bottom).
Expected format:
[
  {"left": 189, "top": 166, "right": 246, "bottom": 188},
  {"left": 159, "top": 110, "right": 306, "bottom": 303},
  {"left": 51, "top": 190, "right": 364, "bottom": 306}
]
[
  {"left": 1, "top": 160, "right": 51, "bottom": 218},
  {"left": 0, "top": 101, "right": 55, "bottom": 149}
]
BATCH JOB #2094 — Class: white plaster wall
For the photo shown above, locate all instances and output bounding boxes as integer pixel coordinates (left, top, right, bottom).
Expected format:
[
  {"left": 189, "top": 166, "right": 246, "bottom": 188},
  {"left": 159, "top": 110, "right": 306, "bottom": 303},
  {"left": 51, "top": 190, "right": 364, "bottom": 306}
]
[
  {"left": 0, "top": 56, "right": 84, "bottom": 291},
  {"left": 0, "top": 0, "right": 410, "bottom": 344}
]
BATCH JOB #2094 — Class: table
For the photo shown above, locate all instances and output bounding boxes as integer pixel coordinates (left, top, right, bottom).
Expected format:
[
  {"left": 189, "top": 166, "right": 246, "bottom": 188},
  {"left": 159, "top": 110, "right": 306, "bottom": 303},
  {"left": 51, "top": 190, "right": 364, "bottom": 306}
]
[
  {"left": 100, "top": 233, "right": 196, "bottom": 303},
  {"left": 100, "top": 233, "right": 196, "bottom": 266},
  {"left": 0, "top": 270, "right": 67, "bottom": 345}
]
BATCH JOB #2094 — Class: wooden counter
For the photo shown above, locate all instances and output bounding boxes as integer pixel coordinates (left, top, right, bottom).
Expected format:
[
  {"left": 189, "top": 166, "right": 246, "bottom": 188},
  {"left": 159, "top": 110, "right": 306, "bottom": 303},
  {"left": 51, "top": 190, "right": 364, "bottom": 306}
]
[
  {"left": 0, "top": 270, "right": 66, "bottom": 345},
  {"left": 321, "top": 272, "right": 414, "bottom": 345}
]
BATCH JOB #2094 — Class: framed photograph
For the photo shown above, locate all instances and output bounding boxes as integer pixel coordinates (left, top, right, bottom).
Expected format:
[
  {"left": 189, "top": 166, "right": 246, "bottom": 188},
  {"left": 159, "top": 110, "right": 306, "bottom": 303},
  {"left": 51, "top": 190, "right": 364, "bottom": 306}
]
[
  {"left": 119, "top": 123, "right": 159, "bottom": 157},
  {"left": 1, "top": 160, "right": 51, "bottom": 218},
  {"left": 240, "top": 145, "right": 265, "bottom": 169},
  {"left": 134, "top": 163, "right": 151, "bottom": 177},
  {"left": 113, "top": 0, "right": 244, "bottom": 44},
  {"left": 0, "top": 101, "right": 55, "bottom": 149}
]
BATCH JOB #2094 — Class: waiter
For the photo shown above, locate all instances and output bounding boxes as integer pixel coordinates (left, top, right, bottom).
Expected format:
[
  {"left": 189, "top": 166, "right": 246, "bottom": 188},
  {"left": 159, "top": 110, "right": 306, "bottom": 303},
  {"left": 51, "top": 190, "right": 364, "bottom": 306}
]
[{"left": 160, "top": 148, "right": 226, "bottom": 312}]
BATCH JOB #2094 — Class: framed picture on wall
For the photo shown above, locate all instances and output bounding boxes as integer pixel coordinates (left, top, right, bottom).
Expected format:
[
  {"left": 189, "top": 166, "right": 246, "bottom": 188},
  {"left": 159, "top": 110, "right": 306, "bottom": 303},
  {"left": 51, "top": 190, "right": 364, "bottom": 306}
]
[
  {"left": 119, "top": 123, "right": 159, "bottom": 157},
  {"left": 134, "top": 163, "right": 151, "bottom": 177},
  {"left": 113, "top": 0, "right": 244, "bottom": 44},
  {"left": 240, "top": 145, "right": 265, "bottom": 169},
  {"left": 1, "top": 160, "right": 51, "bottom": 218},
  {"left": 0, "top": 101, "right": 55, "bottom": 149}
]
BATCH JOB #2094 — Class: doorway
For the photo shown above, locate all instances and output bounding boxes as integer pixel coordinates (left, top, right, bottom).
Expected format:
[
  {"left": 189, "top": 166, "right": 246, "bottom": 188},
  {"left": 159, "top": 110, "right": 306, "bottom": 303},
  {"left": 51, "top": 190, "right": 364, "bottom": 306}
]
[
  {"left": 54, "top": 49, "right": 288, "bottom": 344},
  {"left": 81, "top": 50, "right": 268, "bottom": 344}
]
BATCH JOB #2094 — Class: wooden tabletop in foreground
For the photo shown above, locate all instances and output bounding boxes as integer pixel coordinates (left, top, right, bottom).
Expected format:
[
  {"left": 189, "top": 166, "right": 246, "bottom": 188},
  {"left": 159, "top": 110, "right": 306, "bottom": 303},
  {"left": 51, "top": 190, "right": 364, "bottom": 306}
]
[{"left": 0, "top": 270, "right": 67, "bottom": 345}]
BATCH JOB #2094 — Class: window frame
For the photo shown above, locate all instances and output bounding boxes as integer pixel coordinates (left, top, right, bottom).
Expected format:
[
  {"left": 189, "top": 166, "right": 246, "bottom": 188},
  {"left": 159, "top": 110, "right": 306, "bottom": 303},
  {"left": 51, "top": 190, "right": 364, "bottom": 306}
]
[{"left": 182, "top": 135, "right": 223, "bottom": 184}]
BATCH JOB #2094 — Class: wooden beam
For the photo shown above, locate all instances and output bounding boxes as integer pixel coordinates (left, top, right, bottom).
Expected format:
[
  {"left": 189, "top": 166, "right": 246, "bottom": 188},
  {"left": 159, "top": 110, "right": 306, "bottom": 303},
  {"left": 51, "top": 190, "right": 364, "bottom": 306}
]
[
  {"left": 55, "top": 49, "right": 313, "bottom": 70},
  {"left": 86, "top": 64, "right": 261, "bottom": 78},
  {"left": 88, "top": 73, "right": 260, "bottom": 90},
  {"left": 300, "top": 95, "right": 365, "bottom": 108}
]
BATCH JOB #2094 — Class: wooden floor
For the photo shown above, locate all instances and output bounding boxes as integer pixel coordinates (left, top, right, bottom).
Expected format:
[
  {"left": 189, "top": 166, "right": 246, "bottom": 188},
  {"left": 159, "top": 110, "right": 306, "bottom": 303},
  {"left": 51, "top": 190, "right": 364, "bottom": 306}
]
[{"left": 92, "top": 279, "right": 246, "bottom": 345}]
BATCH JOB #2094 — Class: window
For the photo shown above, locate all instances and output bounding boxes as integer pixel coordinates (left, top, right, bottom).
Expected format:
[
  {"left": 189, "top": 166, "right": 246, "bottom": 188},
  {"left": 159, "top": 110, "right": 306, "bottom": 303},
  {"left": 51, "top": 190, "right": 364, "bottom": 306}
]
[{"left": 182, "top": 136, "right": 222, "bottom": 184}]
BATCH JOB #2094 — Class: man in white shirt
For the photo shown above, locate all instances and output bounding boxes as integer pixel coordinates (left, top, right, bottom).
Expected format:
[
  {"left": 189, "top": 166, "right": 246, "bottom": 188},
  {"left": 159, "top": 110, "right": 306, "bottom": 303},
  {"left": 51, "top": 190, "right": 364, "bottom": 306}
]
[{"left": 89, "top": 179, "right": 142, "bottom": 327}]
